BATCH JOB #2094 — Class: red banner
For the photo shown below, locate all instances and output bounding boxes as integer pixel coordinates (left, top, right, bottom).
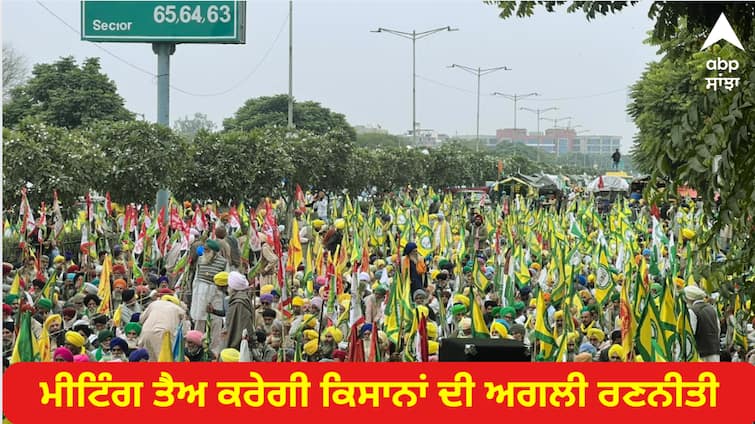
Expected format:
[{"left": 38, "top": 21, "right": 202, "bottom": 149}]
[{"left": 3, "top": 363, "right": 753, "bottom": 423}]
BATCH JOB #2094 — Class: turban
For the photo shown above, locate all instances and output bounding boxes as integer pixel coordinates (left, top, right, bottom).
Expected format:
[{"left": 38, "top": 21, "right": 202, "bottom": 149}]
[
  {"left": 312, "top": 219, "right": 325, "bottom": 230},
  {"left": 112, "top": 264, "right": 127, "bottom": 275},
  {"left": 608, "top": 344, "right": 626, "bottom": 361},
  {"left": 214, "top": 272, "right": 229, "bottom": 286},
  {"left": 303, "top": 329, "right": 319, "bottom": 341},
  {"left": 261, "top": 284, "right": 274, "bottom": 295},
  {"left": 577, "top": 275, "right": 587, "bottom": 286},
  {"left": 113, "top": 279, "right": 127, "bottom": 290},
  {"left": 403, "top": 242, "right": 417, "bottom": 256},
  {"left": 161, "top": 295, "right": 180, "bottom": 305},
  {"left": 428, "top": 340, "right": 439, "bottom": 355},
  {"left": 4, "top": 294, "right": 19, "bottom": 304},
  {"left": 610, "top": 292, "right": 620, "bottom": 302},
  {"left": 324, "top": 327, "right": 343, "bottom": 343},
  {"left": 220, "top": 348, "right": 240, "bottom": 362},
  {"left": 587, "top": 274, "right": 596, "bottom": 283},
  {"left": 303, "top": 339, "right": 319, "bottom": 356},
  {"left": 333, "top": 349, "right": 347, "bottom": 361},
  {"left": 44, "top": 314, "right": 62, "bottom": 329},
  {"left": 554, "top": 310, "right": 565, "bottom": 320},
  {"left": 587, "top": 328, "right": 605, "bottom": 343},
  {"left": 65, "top": 331, "right": 86, "bottom": 348},
  {"left": 459, "top": 318, "right": 472, "bottom": 331},
  {"left": 73, "top": 354, "right": 90, "bottom": 362},
  {"left": 374, "top": 259, "right": 386, "bottom": 268},
  {"left": 53, "top": 255, "right": 66, "bottom": 264},
  {"left": 462, "top": 265, "right": 473, "bottom": 274},
  {"left": 309, "top": 297, "right": 323, "bottom": 311},
  {"left": 531, "top": 262, "right": 541, "bottom": 271},
  {"left": 260, "top": 294, "right": 274, "bottom": 303},
  {"left": 682, "top": 228, "right": 696, "bottom": 240},
  {"left": 124, "top": 322, "right": 142, "bottom": 336},
  {"left": 359, "top": 323, "right": 373, "bottom": 337},
  {"left": 509, "top": 324, "right": 525, "bottom": 336},
  {"left": 129, "top": 348, "right": 149, "bottom": 362},
  {"left": 206, "top": 239, "right": 220, "bottom": 252},
  {"left": 579, "top": 343, "right": 597, "bottom": 355},
  {"left": 83, "top": 283, "right": 99, "bottom": 295},
  {"left": 227, "top": 271, "right": 249, "bottom": 291},
  {"left": 650, "top": 283, "right": 663, "bottom": 295},
  {"left": 499, "top": 306, "right": 516, "bottom": 318},
  {"left": 451, "top": 304, "right": 467, "bottom": 315},
  {"left": 358, "top": 272, "right": 371, "bottom": 282},
  {"left": 122, "top": 289, "right": 135, "bottom": 303},
  {"left": 109, "top": 337, "right": 128, "bottom": 353},
  {"left": 642, "top": 248, "right": 652, "bottom": 256},
  {"left": 453, "top": 294, "right": 470, "bottom": 308},
  {"left": 373, "top": 286, "right": 387, "bottom": 295},
  {"left": 543, "top": 293, "right": 551, "bottom": 302},
  {"left": 334, "top": 218, "right": 346, "bottom": 230},
  {"left": 53, "top": 347, "right": 74, "bottom": 362},
  {"left": 301, "top": 314, "right": 317, "bottom": 329},
  {"left": 490, "top": 321, "right": 508, "bottom": 338},
  {"left": 98, "top": 330, "right": 114, "bottom": 343},
  {"left": 574, "top": 352, "right": 593, "bottom": 362},
  {"left": 413, "top": 289, "right": 427, "bottom": 300},
  {"left": 3, "top": 321, "right": 14, "bottom": 332},
  {"left": 186, "top": 330, "right": 203, "bottom": 345},
  {"left": 438, "top": 259, "right": 450, "bottom": 269},
  {"left": 292, "top": 296, "right": 304, "bottom": 307},
  {"left": 66, "top": 265, "right": 79, "bottom": 273},
  {"left": 83, "top": 294, "right": 100, "bottom": 307},
  {"left": 37, "top": 298, "right": 53, "bottom": 311},
  {"left": 513, "top": 301, "right": 525, "bottom": 311},
  {"left": 684, "top": 285, "right": 706, "bottom": 302}
]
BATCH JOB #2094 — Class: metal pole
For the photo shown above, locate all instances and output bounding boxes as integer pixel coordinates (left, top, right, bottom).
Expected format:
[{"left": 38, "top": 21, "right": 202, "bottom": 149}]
[
  {"left": 153, "top": 42, "right": 175, "bottom": 126},
  {"left": 476, "top": 68, "right": 481, "bottom": 152},
  {"left": 513, "top": 95, "right": 517, "bottom": 130},
  {"left": 412, "top": 31, "right": 416, "bottom": 146},
  {"left": 287, "top": 0, "right": 294, "bottom": 129},
  {"left": 536, "top": 109, "right": 541, "bottom": 162}
]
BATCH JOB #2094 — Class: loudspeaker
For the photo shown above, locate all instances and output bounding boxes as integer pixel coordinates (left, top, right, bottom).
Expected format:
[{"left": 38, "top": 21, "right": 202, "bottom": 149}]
[{"left": 438, "top": 338, "right": 530, "bottom": 362}]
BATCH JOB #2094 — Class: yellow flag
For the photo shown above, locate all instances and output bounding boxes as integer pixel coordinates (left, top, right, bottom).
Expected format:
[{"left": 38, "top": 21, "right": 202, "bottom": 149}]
[
  {"left": 96, "top": 255, "right": 112, "bottom": 315},
  {"left": 158, "top": 330, "right": 173, "bottom": 362},
  {"left": 9, "top": 272, "right": 21, "bottom": 296},
  {"left": 286, "top": 218, "right": 303, "bottom": 272}
]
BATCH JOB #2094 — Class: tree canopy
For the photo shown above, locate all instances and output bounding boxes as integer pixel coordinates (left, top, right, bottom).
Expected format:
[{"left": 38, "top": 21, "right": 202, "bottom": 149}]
[{"left": 3, "top": 56, "right": 134, "bottom": 129}]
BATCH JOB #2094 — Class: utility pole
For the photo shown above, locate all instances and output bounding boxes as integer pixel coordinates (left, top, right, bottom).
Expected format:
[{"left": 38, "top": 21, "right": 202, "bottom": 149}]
[
  {"left": 520, "top": 106, "right": 556, "bottom": 162},
  {"left": 449, "top": 64, "right": 510, "bottom": 152},
  {"left": 287, "top": 0, "right": 294, "bottom": 129},
  {"left": 491, "top": 92, "right": 538, "bottom": 130},
  {"left": 372, "top": 26, "right": 457, "bottom": 146}
]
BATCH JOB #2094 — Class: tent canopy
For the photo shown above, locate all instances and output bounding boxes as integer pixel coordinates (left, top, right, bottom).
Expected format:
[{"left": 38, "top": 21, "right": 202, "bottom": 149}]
[{"left": 587, "top": 175, "right": 629, "bottom": 193}]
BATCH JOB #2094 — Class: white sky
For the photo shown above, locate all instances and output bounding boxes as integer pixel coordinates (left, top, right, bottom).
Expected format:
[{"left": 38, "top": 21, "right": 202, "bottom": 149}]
[{"left": 3, "top": 0, "right": 661, "bottom": 153}]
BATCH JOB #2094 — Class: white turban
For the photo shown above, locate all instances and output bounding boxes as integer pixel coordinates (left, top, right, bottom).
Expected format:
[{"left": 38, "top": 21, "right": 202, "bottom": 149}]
[
  {"left": 358, "top": 272, "right": 371, "bottom": 282},
  {"left": 684, "top": 285, "right": 707, "bottom": 302},
  {"left": 228, "top": 271, "right": 249, "bottom": 291}
]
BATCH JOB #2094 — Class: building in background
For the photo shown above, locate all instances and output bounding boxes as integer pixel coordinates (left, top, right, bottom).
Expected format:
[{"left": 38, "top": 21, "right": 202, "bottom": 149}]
[{"left": 495, "top": 128, "right": 621, "bottom": 156}]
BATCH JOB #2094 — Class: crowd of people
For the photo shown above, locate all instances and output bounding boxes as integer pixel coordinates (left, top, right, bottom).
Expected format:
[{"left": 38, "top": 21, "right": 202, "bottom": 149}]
[{"left": 2, "top": 185, "right": 754, "bottom": 366}]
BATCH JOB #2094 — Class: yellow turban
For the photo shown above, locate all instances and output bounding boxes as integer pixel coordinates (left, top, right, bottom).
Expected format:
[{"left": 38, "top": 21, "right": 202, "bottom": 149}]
[
  {"left": 65, "top": 331, "right": 86, "bottom": 348},
  {"left": 44, "top": 314, "right": 62, "bottom": 330},
  {"left": 428, "top": 340, "right": 439, "bottom": 355},
  {"left": 490, "top": 321, "right": 508, "bottom": 338},
  {"left": 303, "top": 329, "right": 319, "bottom": 341},
  {"left": 302, "top": 314, "right": 317, "bottom": 329},
  {"left": 53, "top": 255, "right": 66, "bottom": 264},
  {"left": 427, "top": 321, "right": 438, "bottom": 340},
  {"left": 304, "top": 339, "right": 319, "bottom": 356},
  {"left": 292, "top": 296, "right": 304, "bottom": 307},
  {"left": 220, "top": 348, "right": 240, "bottom": 362},
  {"left": 587, "top": 328, "right": 605, "bottom": 343},
  {"left": 261, "top": 284, "right": 274, "bottom": 295},
  {"left": 213, "top": 272, "right": 229, "bottom": 286},
  {"left": 334, "top": 218, "right": 346, "bottom": 230},
  {"left": 531, "top": 262, "right": 541, "bottom": 271},
  {"left": 453, "top": 294, "right": 470, "bottom": 308},
  {"left": 608, "top": 344, "right": 626, "bottom": 361},
  {"left": 324, "top": 327, "right": 343, "bottom": 343},
  {"left": 682, "top": 228, "right": 696, "bottom": 240},
  {"left": 587, "top": 274, "right": 596, "bottom": 283},
  {"left": 312, "top": 219, "right": 325, "bottom": 231},
  {"left": 554, "top": 310, "right": 565, "bottom": 320},
  {"left": 374, "top": 259, "right": 386, "bottom": 268},
  {"left": 161, "top": 295, "right": 180, "bottom": 306},
  {"left": 431, "top": 270, "right": 441, "bottom": 280}
]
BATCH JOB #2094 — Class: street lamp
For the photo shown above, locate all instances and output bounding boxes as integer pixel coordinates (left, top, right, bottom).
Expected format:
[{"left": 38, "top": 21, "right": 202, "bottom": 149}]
[
  {"left": 449, "top": 64, "right": 511, "bottom": 152},
  {"left": 520, "top": 106, "right": 557, "bottom": 161},
  {"left": 539, "top": 115, "right": 572, "bottom": 156},
  {"left": 491, "top": 92, "right": 538, "bottom": 130},
  {"left": 372, "top": 26, "right": 458, "bottom": 146}
]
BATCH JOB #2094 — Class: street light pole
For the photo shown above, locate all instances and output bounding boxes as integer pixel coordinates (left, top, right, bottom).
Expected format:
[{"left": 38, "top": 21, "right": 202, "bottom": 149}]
[
  {"left": 287, "top": 0, "right": 294, "bottom": 129},
  {"left": 372, "top": 26, "right": 458, "bottom": 147},
  {"left": 449, "top": 64, "right": 510, "bottom": 152},
  {"left": 491, "top": 92, "right": 538, "bottom": 130},
  {"left": 520, "top": 106, "right": 556, "bottom": 161}
]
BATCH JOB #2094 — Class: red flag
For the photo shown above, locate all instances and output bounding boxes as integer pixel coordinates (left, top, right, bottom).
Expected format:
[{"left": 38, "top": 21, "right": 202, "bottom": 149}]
[
  {"left": 169, "top": 206, "right": 182, "bottom": 230},
  {"left": 417, "top": 311, "right": 429, "bottom": 362},
  {"left": 228, "top": 206, "right": 241, "bottom": 230},
  {"left": 37, "top": 202, "right": 47, "bottom": 243},
  {"left": 346, "top": 317, "right": 366, "bottom": 362},
  {"left": 86, "top": 192, "right": 94, "bottom": 222},
  {"left": 598, "top": 176, "right": 605, "bottom": 190},
  {"left": 105, "top": 192, "right": 112, "bottom": 216},
  {"left": 295, "top": 184, "right": 306, "bottom": 213}
]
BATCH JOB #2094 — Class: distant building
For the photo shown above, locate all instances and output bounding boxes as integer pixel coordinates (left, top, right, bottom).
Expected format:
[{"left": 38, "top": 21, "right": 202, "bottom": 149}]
[
  {"left": 354, "top": 124, "right": 389, "bottom": 135},
  {"left": 403, "top": 128, "right": 450, "bottom": 147},
  {"left": 495, "top": 128, "right": 621, "bottom": 155}
]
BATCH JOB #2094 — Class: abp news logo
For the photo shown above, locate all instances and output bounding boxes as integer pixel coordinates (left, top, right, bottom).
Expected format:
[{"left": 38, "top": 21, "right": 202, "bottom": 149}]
[{"left": 702, "top": 13, "right": 745, "bottom": 92}]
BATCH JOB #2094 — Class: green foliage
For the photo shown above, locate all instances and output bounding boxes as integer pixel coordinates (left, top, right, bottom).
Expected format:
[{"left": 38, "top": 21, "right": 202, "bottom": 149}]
[
  {"left": 173, "top": 112, "right": 217, "bottom": 140},
  {"left": 356, "top": 132, "right": 403, "bottom": 148},
  {"left": 222, "top": 94, "right": 357, "bottom": 141},
  {"left": 3, "top": 56, "right": 133, "bottom": 129},
  {"left": 85, "top": 120, "right": 192, "bottom": 204}
]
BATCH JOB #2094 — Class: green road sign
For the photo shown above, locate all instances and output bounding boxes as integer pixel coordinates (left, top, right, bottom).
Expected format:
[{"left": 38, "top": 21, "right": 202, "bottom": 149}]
[{"left": 81, "top": 1, "right": 246, "bottom": 43}]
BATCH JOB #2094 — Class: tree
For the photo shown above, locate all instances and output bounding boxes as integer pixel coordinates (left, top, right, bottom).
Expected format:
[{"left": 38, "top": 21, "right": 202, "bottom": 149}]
[
  {"left": 173, "top": 112, "right": 217, "bottom": 140},
  {"left": 356, "top": 132, "right": 403, "bottom": 148},
  {"left": 85, "top": 121, "right": 191, "bottom": 204},
  {"left": 2, "top": 44, "right": 27, "bottom": 101},
  {"left": 3, "top": 56, "right": 134, "bottom": 129},
  {"left": 222, "top": 94, "right": 357, "bottom": 141}
]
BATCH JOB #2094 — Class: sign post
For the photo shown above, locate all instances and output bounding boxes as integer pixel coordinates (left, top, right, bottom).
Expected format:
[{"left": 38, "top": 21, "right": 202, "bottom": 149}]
[{"left": 81, "top": 1, "right": 246, "bottom": 125}]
